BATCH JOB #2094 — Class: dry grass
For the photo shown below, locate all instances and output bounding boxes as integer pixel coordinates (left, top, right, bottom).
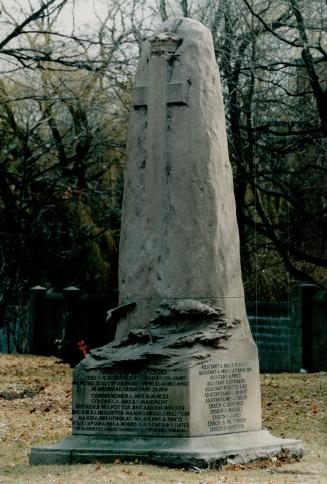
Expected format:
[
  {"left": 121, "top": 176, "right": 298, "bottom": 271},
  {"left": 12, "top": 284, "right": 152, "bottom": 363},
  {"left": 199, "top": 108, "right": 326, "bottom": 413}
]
[{"left": 0, "top": 354, "right": 326, "bottom": 483}]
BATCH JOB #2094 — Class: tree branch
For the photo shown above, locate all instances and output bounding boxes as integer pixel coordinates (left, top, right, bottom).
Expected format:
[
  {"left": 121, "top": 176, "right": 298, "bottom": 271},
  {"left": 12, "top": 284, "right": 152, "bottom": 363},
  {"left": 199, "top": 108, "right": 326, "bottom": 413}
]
[{"left": 0, "top": 0, "right": 67, "bottom": 51}]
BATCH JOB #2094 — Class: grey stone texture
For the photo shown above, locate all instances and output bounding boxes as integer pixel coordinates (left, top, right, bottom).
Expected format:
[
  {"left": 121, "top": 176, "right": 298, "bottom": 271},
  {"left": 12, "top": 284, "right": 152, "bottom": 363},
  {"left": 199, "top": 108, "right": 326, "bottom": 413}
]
[
  {"left": 29, "top": 17, "right": 303, "bottom": 467},
  {"left": 115, "top": 16, "right": 250, "bottom": 341},
  {"left": 29, "top": 431, "right": 303, "bottom": 468},
  {"left": 71, "top": 344, "right": 261, "bottom": 438}
]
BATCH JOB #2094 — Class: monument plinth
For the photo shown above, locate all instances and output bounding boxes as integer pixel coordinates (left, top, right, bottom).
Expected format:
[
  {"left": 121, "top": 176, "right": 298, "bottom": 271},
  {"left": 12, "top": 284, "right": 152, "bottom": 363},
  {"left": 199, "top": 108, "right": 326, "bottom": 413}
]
[{"left": 30, "top": 17, "right": 303, "bottom": 468}]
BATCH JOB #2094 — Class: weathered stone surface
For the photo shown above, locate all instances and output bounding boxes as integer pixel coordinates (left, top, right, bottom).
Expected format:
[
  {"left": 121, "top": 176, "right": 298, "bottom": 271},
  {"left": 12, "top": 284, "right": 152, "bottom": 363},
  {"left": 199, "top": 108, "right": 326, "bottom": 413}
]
[
  {"left": 83, "top": 17, "right": 253, "bottom": 371},
  {"left": 114, "top": 16, "right": 250, "bottom": 341},
  {"left": 83, "top": 300, "right": 243, "bottom": 370},
  {"left": 29, "top": 431, "right": 304, "bottom": 468},
  {"left": 71, "top": 341, "right": 260, "bottom": 437}
]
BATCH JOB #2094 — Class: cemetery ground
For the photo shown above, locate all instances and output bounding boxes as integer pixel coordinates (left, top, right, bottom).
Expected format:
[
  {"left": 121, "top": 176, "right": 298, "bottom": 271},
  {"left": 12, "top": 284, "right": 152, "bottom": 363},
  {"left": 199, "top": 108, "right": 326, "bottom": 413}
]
[{"left": 0, "top": 355, "right": 326, "bottom": 484}]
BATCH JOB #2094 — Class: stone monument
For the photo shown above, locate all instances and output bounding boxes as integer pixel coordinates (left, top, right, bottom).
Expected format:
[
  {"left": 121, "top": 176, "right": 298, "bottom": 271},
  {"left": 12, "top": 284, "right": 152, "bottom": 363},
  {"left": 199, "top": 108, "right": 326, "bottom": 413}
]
[{"left": 30, "top": 17, "right": 303, "bottom": 467}]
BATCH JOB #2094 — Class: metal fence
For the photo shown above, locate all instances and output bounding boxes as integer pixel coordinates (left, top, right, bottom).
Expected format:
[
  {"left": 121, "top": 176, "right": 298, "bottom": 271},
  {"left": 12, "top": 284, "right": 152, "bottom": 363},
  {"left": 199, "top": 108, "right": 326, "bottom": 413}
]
[{"left": 1, "top": 284, "right": 326, "bottom": 372}]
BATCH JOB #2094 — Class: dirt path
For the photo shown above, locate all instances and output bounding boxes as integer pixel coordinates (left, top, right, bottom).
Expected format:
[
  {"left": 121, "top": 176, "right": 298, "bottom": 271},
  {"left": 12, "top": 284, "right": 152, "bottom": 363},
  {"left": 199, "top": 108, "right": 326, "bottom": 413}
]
[{"left": 0, "top": 355, "right": 326, "bottom": 483}]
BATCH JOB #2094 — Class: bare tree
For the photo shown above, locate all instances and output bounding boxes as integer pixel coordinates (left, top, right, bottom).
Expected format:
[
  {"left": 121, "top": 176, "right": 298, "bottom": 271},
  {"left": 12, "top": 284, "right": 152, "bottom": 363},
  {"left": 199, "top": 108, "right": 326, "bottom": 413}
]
[
  {"left": 217, "top": 0, "right": 327, "bottom": 296},
  {"left": 1, "top": 0, "right": 326, "bottom": 339},
  {"left": 0, "top": 0, "right": 144, "bottom": 332},
  {"left": 132, "top": 0, "right": 327, "bottom": 296}
]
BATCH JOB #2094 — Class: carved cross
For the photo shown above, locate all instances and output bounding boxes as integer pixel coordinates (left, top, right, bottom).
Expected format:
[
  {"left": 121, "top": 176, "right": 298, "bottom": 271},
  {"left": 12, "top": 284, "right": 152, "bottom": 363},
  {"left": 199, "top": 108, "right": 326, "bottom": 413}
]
[
  {"left": 133, "top": 81, "right": 187, "bottom": 108},
  {"left": 131, "top": 38, "right": 188, "bottom": 230},
  {"left": 132, "top": 34, "right": 187, "bottom": 110}
]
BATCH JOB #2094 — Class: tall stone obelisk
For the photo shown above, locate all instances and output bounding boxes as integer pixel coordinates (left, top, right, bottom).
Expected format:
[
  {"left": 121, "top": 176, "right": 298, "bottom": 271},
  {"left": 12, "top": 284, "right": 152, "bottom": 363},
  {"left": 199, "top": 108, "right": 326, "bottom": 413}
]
[
  {"left": 116, "top": 17, "right": 250, "bottom": 340},
  {"left": 29, "top": 18, "right": 303, "bottom": 467}
]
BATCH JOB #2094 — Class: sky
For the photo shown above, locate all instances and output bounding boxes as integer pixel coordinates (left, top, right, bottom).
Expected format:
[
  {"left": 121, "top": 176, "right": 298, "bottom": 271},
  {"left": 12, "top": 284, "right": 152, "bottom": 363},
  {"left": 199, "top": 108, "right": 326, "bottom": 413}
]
[{"left": 0, "top": 0, "right": 111, "bottom": 38}]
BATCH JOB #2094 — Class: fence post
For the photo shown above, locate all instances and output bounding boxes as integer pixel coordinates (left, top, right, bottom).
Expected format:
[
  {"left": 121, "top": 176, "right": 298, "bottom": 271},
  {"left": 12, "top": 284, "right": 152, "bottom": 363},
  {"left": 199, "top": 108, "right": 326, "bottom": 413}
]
[
  {"left": 29, "top": 286, "right": 47, "bottom": 353},
  {"left": 291, "top": 283, "right": 316, "bottom": 372},
  {"left": 311, "top": 288, "right": 327, "bottom": 371},
  {"left": 62, "top": 286, "right": 81, "bottom": 343}
]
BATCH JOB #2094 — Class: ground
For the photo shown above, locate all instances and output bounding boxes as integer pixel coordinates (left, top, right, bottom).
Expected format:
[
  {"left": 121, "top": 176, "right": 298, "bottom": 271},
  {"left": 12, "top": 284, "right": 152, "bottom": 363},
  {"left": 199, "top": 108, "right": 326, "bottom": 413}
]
[{"left": 0, "top": 354, "right": 326, "bottom": 483}]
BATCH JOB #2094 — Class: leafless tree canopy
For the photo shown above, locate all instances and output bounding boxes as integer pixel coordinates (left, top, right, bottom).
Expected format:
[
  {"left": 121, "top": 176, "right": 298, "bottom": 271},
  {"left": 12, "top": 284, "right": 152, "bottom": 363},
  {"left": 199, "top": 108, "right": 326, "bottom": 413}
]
[{"left": 0, "top": 0, "right": 326, "bottom": 337}]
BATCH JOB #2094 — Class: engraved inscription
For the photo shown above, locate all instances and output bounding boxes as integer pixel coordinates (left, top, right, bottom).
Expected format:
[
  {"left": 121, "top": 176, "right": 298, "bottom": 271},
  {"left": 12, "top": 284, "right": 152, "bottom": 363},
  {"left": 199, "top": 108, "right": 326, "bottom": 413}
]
[
  {"left": 73, "top": 369, "right": 189, "bottom": 436},
  {"left": 199, "top": 361, "right": 251, "bottom": 433}
]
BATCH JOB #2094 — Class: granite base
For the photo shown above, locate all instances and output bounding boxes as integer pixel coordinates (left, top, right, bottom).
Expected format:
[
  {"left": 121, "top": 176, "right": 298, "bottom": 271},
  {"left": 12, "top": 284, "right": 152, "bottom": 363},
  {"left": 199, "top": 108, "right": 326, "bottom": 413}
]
[{"left": 29, "top": 430, "right": 303, "bottom": 468}]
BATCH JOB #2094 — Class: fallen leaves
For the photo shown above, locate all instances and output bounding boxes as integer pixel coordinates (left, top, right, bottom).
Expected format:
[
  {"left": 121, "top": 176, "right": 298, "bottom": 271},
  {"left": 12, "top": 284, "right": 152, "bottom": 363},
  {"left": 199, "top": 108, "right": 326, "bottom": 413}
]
[
  {"left": 0, "top": 354, "right": 72, "bottom": 469},
  {"left": 311, "top": 403, "right": 319, "bottom": 414},
  {"left": 260, "top": 372, "right": 327, "bottom": 443},
  {"left": 0, "top": 355, "right": 326, "bottom": 483}
]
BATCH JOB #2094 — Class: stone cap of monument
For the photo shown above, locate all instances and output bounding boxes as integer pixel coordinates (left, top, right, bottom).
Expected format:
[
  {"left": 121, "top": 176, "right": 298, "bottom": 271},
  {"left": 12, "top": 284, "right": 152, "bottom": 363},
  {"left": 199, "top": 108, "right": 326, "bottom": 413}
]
[
  {"left": 137, "top": 16, "right": 216, "bottom": 68},
  {"left": 155, "top": 17, "right": 210, "bottom": 37}
]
